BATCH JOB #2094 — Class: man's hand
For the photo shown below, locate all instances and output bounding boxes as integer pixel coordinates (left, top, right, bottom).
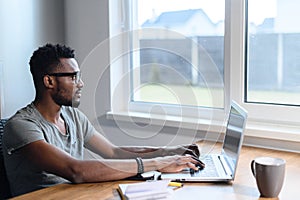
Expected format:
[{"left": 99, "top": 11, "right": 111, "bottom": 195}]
[
  {"left": 164, "top": 144, "right": 200, "bottom": 158},
  {"left": 182, "top": 144, "right": 200, "bottom": 157},
  {"left": 156, "top": 154, "right": 203, "bottom": 173}
]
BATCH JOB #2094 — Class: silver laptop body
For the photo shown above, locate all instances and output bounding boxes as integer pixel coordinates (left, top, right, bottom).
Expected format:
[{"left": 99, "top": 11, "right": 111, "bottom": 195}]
[{"left": 160, "top": 101, "right": 248, "bottom": 182}]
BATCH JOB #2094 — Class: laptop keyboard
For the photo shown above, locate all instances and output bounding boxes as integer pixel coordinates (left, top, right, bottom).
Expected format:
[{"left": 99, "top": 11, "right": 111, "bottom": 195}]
[{"left": 191, "top": 156, "right": 219, "bottom": 177}]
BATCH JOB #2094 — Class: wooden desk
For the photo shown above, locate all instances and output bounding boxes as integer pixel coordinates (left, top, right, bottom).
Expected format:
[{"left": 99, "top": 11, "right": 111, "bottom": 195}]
[{"left": 11, "top": 145, "right": 300, "bottom": 200}]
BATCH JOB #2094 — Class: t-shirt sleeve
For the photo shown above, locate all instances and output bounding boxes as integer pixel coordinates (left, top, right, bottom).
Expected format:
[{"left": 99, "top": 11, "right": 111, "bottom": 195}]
[{"left": 3, "top": 119, "right": 45, "bottom": 154}]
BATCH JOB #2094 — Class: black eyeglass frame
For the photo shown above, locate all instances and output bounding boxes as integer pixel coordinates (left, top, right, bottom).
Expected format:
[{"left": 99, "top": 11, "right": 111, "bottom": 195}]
[{"left": 47, "top": 71, "right": 82, "bottom": 84}]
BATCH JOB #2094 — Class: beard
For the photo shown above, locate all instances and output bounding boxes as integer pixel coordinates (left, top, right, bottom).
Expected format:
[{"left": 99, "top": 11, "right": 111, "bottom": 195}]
[{"left": 52, "top": 88, "right": 81, "bottom": 108}]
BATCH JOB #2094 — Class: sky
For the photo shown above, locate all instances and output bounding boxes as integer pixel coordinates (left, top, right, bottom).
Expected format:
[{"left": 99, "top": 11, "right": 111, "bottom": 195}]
[{"left": 138, "top": 0, "right": 277, "bottom": 25}]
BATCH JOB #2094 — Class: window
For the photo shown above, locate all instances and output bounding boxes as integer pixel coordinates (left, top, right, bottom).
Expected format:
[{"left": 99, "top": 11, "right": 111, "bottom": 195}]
[
  {"left": 246, "top": 0, "right": 300, "bottom": 106},
  {"left": 109, "top": 0, "right": 300, "bottom": 136},
  {"left": 243, "top": 0, "right": 300, "bottom": 126},
  {"left": 130, "top": 0, "right": 225, "bottom": 110}
]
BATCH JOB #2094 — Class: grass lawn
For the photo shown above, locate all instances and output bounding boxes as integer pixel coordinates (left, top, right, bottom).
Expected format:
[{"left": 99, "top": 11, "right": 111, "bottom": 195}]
[{"left": 133, "top": 84, "right": 300, "bottom": 107}]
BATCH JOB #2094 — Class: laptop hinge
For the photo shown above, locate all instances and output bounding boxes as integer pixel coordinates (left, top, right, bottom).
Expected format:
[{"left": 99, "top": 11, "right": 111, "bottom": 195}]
[{"left": 218, "top": 155, "right": 233, "bottom": 177}]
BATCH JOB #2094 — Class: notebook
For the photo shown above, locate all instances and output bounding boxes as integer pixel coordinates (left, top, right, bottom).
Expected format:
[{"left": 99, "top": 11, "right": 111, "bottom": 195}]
[
  {"left": 160, "top": 101, "right": 248, "bottom": 182},
  {"left": 117, "top": 180, "right": 173, "bottom": 200}
]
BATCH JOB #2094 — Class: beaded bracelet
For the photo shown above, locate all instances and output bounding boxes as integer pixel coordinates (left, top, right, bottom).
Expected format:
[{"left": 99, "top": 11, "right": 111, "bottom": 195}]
[{"left": 135, "top": 157, "right": 144, "bottom": 175}]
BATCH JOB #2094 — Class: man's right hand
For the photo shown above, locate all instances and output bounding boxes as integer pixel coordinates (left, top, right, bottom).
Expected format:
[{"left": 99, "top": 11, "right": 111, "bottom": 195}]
[{"left": 154, "top": 154, "right": 203, "bottom": 173}]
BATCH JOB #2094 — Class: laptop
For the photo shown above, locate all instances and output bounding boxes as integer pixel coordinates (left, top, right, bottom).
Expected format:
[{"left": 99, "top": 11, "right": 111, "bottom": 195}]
[{"left": 160, "top": 101, "right": 248, "bottom": 182}]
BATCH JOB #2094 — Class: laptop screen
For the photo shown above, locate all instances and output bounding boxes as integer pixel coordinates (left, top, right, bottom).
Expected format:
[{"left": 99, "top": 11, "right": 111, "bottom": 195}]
[{"left": 222, "top": 102, "right": 247, "bottom": 177}]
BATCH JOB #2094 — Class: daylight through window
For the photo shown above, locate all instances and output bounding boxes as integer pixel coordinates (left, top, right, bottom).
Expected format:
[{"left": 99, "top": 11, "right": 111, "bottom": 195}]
[
  {"left": 129, "top": 0, "right": 225, "bottom": 109},
  {"left": 246, "top": 0, "right": 300, "bottom": 106}
]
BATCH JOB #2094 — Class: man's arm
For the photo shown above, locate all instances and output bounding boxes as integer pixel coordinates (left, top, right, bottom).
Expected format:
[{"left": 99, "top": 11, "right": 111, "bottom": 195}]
[
  {"left": 20, "top": 139, "right": 201, "bottom": 183},
  {"left": 116, "top": 144, "right": 201, "bottom": 158},
  {"left": 85, "top": 131, "right": 201, "bottom": 159}
]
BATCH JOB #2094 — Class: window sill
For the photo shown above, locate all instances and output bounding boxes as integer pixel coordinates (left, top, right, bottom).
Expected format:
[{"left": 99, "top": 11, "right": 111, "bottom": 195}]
[
  {"left": 245, "top": 121, "right": 300, "bottom": 142},
  {"left": 106, "top": 111, "right": 226, "bottom": 133},
  {"left": 107, "top": 111, "right": 300, "bottom": 143}
]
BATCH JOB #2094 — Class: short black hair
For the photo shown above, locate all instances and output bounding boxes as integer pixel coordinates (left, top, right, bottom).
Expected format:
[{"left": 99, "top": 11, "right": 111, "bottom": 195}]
[{"left": 29, "top": 43, "right": 75, "bottom": 89}]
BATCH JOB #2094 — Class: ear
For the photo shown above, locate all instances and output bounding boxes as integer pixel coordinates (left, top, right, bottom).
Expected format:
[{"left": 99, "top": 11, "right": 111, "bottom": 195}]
[{"left": 43, "top": 75, "right": 55, "bottom": 89}]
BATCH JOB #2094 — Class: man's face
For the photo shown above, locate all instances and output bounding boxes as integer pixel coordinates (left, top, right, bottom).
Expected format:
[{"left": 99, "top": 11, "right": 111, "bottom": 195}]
[{"left": 51, "top": 58, "right": 84, "bottom": 107}]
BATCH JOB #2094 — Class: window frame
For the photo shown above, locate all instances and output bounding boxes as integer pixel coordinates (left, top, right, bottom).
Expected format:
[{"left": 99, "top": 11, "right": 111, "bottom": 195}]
[{"left": 108, "top": 0, "right": 300, "bottom": 141}]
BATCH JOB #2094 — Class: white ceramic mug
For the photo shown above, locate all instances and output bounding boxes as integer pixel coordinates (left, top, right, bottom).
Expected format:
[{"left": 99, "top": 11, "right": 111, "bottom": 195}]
[{"left": 251, "top": 157, "right": 285, "bottom": 198}]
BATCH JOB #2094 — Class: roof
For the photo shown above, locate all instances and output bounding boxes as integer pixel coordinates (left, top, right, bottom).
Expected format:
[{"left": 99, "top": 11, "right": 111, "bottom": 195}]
[
  {"left": 257, "top": 18, "right": 275, "bottom": 33},
  {"left": 142, "top": 9, "right": 212, "bottom": 27}
]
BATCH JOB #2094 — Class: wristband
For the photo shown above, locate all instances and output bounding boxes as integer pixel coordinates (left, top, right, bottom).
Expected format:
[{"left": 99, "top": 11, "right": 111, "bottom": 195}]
[{"left": 135, "top": 157, "right": 144, "bottom": 175}]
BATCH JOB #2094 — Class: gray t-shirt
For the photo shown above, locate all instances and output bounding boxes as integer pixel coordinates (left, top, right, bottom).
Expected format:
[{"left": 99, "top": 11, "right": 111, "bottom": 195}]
[{"left": 2, "top": 103, "right": 95, "bottom": 197}]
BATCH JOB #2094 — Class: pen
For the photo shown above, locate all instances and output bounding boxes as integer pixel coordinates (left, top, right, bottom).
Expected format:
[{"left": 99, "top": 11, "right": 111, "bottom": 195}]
[{"left": 168, "top": 182, "right": 184, "bottom": 187}]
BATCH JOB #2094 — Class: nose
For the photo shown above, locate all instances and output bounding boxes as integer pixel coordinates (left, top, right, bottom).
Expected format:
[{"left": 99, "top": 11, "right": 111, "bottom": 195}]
[{"left": 77, "top": 78, "right": 84, "bottom": 88}]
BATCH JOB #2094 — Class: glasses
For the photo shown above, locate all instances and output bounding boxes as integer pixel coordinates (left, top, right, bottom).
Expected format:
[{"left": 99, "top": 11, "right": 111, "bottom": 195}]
[{"left": 47, "top": 71, "right": 82, "bottom": 84}]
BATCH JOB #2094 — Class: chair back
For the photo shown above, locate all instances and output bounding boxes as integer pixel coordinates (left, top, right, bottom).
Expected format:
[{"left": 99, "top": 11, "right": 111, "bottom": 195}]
[{"left": 0, "top": 119, "right": 11, "bottom": 199}]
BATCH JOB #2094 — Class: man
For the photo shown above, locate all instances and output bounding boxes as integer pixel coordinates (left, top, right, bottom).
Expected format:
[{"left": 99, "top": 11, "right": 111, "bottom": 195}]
[{"left": 3, "top": 44, "right": 204, "bottom": 197}]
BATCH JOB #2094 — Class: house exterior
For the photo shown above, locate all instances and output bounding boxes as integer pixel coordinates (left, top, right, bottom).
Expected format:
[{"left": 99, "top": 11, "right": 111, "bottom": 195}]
[
  {"left": 142, "top": 9, "right": 224, "bottom": 37},
  {"left": 139, "top": 6, "right": 300, "bottom": 92}
]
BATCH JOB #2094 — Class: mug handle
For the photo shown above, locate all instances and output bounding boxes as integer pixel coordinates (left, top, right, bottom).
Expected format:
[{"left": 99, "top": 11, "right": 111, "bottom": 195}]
[{"left": 251, "top": 160, "right": 256, "bottom": 177}]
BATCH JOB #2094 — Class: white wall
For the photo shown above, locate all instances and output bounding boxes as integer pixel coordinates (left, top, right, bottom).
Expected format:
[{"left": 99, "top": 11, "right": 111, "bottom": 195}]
[
  {"left": 64, "top": 0, "right": 109, "bottom": 64},
  {"left": 0, "top": 0, "right": 65, "bottom": 118}
]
